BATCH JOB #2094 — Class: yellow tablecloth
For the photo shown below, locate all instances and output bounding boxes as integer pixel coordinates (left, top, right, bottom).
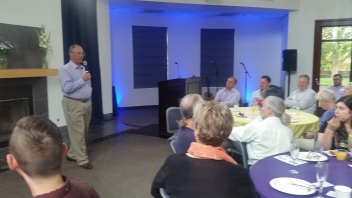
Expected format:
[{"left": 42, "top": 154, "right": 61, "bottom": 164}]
[{"left": 231, "top": 107, "right": 319, "bottom": 139}]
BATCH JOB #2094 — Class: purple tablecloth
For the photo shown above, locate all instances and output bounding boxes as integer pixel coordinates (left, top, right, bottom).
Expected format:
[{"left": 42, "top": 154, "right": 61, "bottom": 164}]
[{"left": 250, "top": 152, "right": 352, "bottom": 198}]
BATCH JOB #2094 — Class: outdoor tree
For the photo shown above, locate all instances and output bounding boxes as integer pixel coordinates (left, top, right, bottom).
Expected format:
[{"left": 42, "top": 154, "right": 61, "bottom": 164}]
[{"left": 320, "top": 26, "right": 352, "bottom": 77}]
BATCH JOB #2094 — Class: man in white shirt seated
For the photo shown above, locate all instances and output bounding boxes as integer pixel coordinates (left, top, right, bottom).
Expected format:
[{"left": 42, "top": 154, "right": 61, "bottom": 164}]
[
  {"left": 284, "top": 74, "right": 317, "bottom": 114},
  {"left": 228, "top": 96, "right": 293, "bottom": 165},
  {"left": 214, "top": 76, "right": 240, "bottom": 107},
  {"left": 249, "top": 75, "right": 271, "bottom": 107},
  {"left": 328, "top": 74, "right": 344, "bottom": 100}
]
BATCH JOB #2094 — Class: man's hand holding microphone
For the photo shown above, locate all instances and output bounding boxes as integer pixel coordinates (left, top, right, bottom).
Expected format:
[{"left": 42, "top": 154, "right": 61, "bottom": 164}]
[
  {"left": 82, "top": 72, "right": 91, "bottom": 81},
  {"left": 82, "top": 60, "right": 91, "bottom": 81}
]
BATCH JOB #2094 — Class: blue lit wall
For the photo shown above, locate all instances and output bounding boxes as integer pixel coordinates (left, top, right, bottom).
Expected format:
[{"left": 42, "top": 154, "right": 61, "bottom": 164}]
[{"left": 109, "top": 9, "right": 286, "bottom": 107}]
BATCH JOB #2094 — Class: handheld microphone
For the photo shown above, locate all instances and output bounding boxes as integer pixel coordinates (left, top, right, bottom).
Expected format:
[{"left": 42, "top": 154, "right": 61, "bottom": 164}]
[
  {"left": 211, "top": 61, "right": 215, "bottom": 65},
  {"left": 240, "top": 62, "right": 244, "bottom": 65},
  {"left": 82, "top": 61, "right": 89, "bottom": 73},
  {"left": 175, "top": 62, "right": 180, "bottom": 78}
]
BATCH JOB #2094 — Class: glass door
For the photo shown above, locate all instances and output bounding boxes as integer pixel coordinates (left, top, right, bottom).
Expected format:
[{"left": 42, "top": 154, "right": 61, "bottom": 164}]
[
  {"left": 318, "top": 26, "right": 352, "bottom": 91},
  {"left": 312, "top": 19, "right": 352, "bottom": 116}
]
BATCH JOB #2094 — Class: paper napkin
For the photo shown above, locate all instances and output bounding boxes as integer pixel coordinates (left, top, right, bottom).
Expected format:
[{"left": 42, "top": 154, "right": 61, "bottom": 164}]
[{"left": 274, "top": 155, "right": 308, "bottom": 166}]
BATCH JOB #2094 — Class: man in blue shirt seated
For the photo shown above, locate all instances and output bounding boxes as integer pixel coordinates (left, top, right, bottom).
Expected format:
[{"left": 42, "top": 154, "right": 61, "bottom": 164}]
[
  {"left": 214, "top": 76, "right": 240, "bottom": 107},
  {"left": 328, "top": 74, "right": 344, "bottom": 100}
]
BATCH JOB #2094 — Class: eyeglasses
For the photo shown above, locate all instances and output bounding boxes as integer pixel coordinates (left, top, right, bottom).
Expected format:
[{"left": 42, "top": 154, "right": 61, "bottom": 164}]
[{"left": 72, "top": 52, "right": 85, "bottom": 56}]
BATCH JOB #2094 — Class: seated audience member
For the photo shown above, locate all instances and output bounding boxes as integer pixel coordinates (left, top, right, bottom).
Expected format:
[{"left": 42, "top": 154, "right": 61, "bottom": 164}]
[
  {"left": 6, "top": 116, "right": 99, "bottom": 198},
  {"left": 151, "top": 101, "right": 258, "bottom": 198},
  {"left": 343, "top": 82, "right": 352, "bottom": 96},
  {"left": 284, "top": 74, "right": 316, "bottom": 114},
  {"left": 328, "top": 74, "right": 344, "bottom": 99},
  {"left": 229, "top": 96, "right": 293, "bottom": 165},
  {"left": 172, "top": 94, "right": 203, "bottom": 153},
  {"left": 294, "top": 89, "right": 336, "bottom": 151},
  {"left": 249, "top": 75, "right": 271, "bottom": 107},
  {"left": 214, "top": 76, "right": 240, "bottom": 107},
  {"left": 221, "top": 87, "right": 284, "bottom": 152},
  {"left": 318, "top": 96, "right": 352, "bottom": 151}
]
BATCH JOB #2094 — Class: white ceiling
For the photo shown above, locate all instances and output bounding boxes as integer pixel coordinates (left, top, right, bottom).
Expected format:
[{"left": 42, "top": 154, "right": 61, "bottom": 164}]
[{"left": 109, "top": 0, "right": 290, "bottom": 18}]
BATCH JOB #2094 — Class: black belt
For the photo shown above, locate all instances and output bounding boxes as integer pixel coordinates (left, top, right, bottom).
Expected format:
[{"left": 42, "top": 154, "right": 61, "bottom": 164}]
[{"left": 64, "top": 96, "right": 88, "bottom": 103}]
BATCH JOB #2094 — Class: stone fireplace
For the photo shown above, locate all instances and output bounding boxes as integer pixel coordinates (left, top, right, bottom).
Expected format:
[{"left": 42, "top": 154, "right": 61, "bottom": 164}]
[{"left": 0, "top": 77, "right": 48, "bottom": 148}]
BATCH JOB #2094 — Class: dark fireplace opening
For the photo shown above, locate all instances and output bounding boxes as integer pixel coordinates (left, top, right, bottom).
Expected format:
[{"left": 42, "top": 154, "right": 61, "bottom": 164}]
[
  {"left": 0, "top": 99, "right": 29, "bottom": 147},
  {"left": 0, "top": 77, "right": 48, "bottom": 148}
]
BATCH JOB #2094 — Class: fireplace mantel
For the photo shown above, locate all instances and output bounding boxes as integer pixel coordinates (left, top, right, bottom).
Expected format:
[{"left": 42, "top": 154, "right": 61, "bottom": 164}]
[{"left": 0, "top": 69, "right": 58, "bottom": 78}]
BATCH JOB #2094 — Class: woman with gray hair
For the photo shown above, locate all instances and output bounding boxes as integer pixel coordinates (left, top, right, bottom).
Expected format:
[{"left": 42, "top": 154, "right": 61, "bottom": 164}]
[
  {"left": 229, "top": 96, "right": 293, "bottom": 165},
  {"left": 344, "top": 82, "right": 352, "bottom": 96},
  {"left": 172, "top": 94, "right": 203, "bottom": 153},
  {"left": 151, "top": 101, "right": 258, "bottom": 198},
  {"left": 295, "top": 89, "right": 337, "bottom": 150}
]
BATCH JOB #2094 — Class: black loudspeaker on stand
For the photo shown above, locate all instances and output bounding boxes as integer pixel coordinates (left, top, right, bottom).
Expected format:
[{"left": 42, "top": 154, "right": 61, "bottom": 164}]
[{"left": 282, "top": 49, "right": 297, "bottom": 97}]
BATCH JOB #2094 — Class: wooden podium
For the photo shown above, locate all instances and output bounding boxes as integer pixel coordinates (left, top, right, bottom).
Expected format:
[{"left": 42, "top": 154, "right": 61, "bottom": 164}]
[{"left": 158, "top": 77, "right": 201, "bottom": 138}]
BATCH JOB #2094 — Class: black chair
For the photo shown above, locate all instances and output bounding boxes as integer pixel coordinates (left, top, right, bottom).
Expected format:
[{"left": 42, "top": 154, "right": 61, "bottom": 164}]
[{"left": 222, "top": 140, "right": 249, "bottom": 169}]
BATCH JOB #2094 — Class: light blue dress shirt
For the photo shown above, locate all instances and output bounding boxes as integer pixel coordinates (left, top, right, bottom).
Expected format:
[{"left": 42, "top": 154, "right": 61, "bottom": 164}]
[
  {"left": 249, "top": 90, "right": 263, "bottom": 107},
  {"left": 328, "top": 85, "right": 344, "bottom": 100},
  {"left": 59, "top": 60, "right": 92, "bottom": 100},
  {"left": 284, "top": 88, "right": 316, "bottom": 114},
  {"left": 214, "top": 87, "right": 241, "bottom": 107}
]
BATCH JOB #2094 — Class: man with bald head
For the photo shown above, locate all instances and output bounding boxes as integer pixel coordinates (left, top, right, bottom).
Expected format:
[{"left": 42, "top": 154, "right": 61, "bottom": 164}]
[
  {"left": 285, "top": 74, "right": 316, "bottom": 114},
  {"left": 214, "top": 76, "right": 240, "bottom": 107}
]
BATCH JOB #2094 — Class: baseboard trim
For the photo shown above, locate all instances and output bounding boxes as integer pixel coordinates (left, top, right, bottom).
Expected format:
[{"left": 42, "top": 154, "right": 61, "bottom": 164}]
[
  {"left": 118, "top": 105, "right": 159, "bottom": 111},
  {"left": 103, "top": 113, "right": 113, "bottom": 120}
]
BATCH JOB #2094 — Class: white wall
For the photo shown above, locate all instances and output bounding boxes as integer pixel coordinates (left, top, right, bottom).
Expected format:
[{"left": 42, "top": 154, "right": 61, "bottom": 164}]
[
  {"left": 287, "top": 0, "right": 352, "bottom": 94},
  {"left": 0, "top": 0, "right": 113, "bottom": 127},
  {"left": 97, "top": 0, "right": 113, "bottom": 115},
  {"left": 0, "top": 0, "right": 65, "bottom": 126},
  {"left": 140, "top": 0, "right": 300, "bottom": 10},
  {"left": 110, "top": 12, "right": 285, "bottom": 106}
]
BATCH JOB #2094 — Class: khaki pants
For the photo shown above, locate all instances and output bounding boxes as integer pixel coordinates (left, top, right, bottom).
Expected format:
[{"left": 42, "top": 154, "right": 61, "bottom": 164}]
[{"left": 62, "top": 97, "right": 92, "bottom": 165}]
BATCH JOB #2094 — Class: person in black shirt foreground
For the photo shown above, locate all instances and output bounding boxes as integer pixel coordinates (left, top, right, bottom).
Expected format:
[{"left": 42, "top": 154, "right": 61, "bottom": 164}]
[{"left": 151, "top": 101, "right": 258, "bottom": 198}]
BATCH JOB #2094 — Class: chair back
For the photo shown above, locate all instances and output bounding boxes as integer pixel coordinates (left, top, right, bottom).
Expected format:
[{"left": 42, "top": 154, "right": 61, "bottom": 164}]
[
  {"left": 170, "top": 140, "right": 176, "bottom": 153},
  {"left": 240, "top": 142, "right": 249, "bottom": 169},
  {"left": 166, "top": 107, "right": 182, "bottom": 134},
  {"left": 221, "top": 140, "right": 249, "bottom": 169}
]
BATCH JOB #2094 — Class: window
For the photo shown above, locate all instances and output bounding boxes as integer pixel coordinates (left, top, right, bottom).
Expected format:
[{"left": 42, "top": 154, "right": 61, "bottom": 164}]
[
  {"left": 200, "top": 29, "right": 235, "bottom": 87},
  {"left": 132, "top": 26, "right": 167, "bottom": 88},
  {"left": 312, "top": 19, "right": 352, "bottom": 92}
]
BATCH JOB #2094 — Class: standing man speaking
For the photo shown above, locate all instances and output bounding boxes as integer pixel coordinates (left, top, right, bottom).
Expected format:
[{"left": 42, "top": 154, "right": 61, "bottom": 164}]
[{"left": 59, "top": 44, "right": 93, "bottom": 169}]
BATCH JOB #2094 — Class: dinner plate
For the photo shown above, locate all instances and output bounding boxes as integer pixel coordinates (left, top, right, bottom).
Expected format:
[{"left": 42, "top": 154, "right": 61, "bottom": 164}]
[
  {"left": 270, "top": 177, "right": 316, "bottom": 195},
  {"left": 297, "top": 152, "right": 328, "bottom": 162}
]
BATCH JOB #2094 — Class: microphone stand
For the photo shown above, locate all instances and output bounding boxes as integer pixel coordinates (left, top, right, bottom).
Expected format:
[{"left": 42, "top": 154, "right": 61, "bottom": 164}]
[
  {"left": 212, "top": 62, "right": 220, "bottom": 92},
  {"left": 241, "top": 63, "right": 251, "bottom": 105}
]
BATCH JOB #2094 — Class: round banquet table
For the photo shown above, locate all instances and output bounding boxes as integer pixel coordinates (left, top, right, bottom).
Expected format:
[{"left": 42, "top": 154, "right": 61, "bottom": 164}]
[
  {"left": 250, "top": 152, "right": 352, "bottom": 198},
  {"left": 231, "top": 107, "right": 319, "bottom": 139}
]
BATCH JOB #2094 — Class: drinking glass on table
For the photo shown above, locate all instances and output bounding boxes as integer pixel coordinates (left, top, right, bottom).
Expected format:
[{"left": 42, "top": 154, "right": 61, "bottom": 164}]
[
  {"left": 296, "top": 103, "right": 301, "bottom": 116},
  {"left": 251, "top": 106, "right": 256, "bottom": 118},
  {"left": 314, "top": 141, "right": 324, "bottom": 163},
  {"left": 348, "top": 134, "right": 352, "bottom": 162},
  {"left": 314, "top": 162, "right": 329, "bottom": 198},
  {"left": 289, "top": 143, "right": 300, "bottom": 174}
]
